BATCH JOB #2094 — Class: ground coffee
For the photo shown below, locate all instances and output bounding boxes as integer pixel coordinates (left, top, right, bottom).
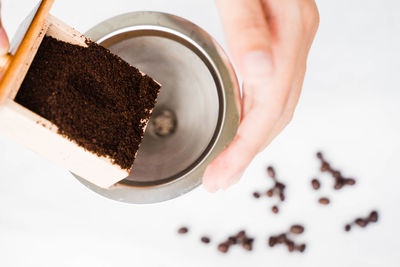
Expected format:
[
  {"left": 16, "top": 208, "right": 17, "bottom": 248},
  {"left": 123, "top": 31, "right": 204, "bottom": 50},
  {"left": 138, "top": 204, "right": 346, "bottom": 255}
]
[{"left": 15, "top": 36, "right": 161, "bottom": 170}]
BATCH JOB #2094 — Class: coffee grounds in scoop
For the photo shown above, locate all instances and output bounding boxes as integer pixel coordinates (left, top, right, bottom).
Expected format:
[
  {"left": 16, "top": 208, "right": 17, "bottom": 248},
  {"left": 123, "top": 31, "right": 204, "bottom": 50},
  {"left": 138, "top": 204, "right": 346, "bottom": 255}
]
[{"left": 15, "top": 35, "right": 161, "bottom": 170}]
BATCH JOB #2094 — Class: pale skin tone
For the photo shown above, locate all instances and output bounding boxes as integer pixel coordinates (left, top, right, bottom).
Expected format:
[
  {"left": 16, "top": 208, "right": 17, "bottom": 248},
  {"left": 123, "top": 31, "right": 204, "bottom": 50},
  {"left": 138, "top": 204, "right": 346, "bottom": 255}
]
[
  {"left": 202, "top": 0, "right": 319, "bottom": 192},
  {"left": 0, "top": 2, "right": 9, "bottom": 70},
  {"left": 0, "top": 1, "right": 319, "bottom": 192}
]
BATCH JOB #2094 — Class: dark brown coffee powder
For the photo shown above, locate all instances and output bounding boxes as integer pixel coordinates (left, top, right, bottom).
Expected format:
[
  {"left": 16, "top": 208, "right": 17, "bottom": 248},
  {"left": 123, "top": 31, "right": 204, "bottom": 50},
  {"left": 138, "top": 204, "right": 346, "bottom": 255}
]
[{"left": 15, "top": 35, "right": 161, "bottom": 170}]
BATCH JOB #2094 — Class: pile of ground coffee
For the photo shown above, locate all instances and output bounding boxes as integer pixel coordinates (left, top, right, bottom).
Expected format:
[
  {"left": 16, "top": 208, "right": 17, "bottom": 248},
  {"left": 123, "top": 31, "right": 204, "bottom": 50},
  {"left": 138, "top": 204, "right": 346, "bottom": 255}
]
[{"left": 15, "top": 36, "right": 160, "bottom": 170}]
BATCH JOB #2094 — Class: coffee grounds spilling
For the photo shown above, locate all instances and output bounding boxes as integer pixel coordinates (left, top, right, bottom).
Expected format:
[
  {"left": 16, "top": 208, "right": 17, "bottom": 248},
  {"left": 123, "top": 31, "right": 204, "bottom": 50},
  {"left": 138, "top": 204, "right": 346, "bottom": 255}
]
[{"left": 15, "top": 36, "right": 161, "bottom": 170}]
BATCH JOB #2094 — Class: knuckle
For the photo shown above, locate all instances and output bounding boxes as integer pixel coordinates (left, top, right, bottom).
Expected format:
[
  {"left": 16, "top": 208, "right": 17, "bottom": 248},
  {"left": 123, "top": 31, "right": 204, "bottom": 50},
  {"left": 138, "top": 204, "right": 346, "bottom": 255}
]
[{"left": 235, "top": 18, "right": 267, "bottom": 35}]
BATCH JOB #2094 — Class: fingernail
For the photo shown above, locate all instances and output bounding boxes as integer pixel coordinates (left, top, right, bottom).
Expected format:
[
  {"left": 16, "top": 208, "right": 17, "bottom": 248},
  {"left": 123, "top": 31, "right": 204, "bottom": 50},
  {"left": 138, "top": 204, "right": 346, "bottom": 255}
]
[{"left": 242, "top": 50, "right": 273, "bottom": 78}]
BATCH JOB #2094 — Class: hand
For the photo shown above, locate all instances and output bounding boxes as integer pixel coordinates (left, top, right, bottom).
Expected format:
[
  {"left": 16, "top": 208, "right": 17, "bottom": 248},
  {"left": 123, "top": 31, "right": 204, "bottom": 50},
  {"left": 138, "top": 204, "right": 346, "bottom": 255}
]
[
  {"left": 0, "top": 1, "right": 10, "bottom": 71},
  {"left": 203, "top": 0, "right": 319, "bottom": 192}
]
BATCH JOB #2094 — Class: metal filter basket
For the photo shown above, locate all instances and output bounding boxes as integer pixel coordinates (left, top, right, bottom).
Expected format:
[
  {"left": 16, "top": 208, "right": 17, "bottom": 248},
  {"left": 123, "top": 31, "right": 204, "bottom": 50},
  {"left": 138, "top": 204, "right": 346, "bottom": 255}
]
[{"left": 72, "top": 11, "right": 240, "bottom": 203}]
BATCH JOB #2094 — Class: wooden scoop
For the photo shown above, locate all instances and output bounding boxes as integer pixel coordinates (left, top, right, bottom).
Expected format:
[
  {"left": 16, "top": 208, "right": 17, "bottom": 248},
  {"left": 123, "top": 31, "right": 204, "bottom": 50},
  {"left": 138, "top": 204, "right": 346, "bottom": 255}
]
[{"left": 0, "top": 0, "right": 135, "bottom": 188}]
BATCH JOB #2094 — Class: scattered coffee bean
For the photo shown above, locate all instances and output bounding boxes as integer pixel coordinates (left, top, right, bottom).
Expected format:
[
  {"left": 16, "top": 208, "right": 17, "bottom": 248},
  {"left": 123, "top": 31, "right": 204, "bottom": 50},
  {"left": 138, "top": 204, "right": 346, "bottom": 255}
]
[
  {"left": 355, "top": 218, "right": 368, "bottom": 227},
  {"left": 344, "top": 210, "right": 379, "bottom": 232},
  {"left": 272, "top": 205, "right": 279, "bottom": 214},
  {"left": 311, "top": 179, "right": 321, "bottom": 190},
  {"left": 268, "top": 229, "right": 306, "bottom": 253},
  {"left": 218, "top": 243, "right": 229, "bottom": 253},
  {"left": 266, "top": 189, "right": 274, "bottom": 197},
  {"left": 296, "top": 244, "right": 306, "bottom": 252},
  {"left": 286, "top": 240, "right": 295, "bottom": 252},
  {"left": 217, "top": 230, "right": 255, "bottom": 254},
  {"left": 267, "top": 166, "right": 276, "bottom": 179},
  {"left": 369, "top": 211, "right": 378, "bottom": 222},
  {"left": 253, "top": 166, "right": 287, "bottom": 213},
  {"left": 242, "top": 238, "right": 254, "bottom": 251},
  {"left": 290, "top": 225, "right": 305, "bottom": 234},
  {"left": 277, "top": 233, "right": 287, "bottom": 244},
  {"left": 178, "top": 227, "right": 188, "bottom": 234},
  {"left": 228, "top": 236, "right": 238, "bottom": 245},
  {"left": 201, "top": 236, "right": 211, "bottom": 244},
  {"left": 344, "top": 178, "right": 356, "bottom": 185},
  {"left": 321, "top": 162, "right": 330, "bottom": 172},
  {"left": 316, "top": 152, "right": 356, "bottom": 190},
  {"left": 318, "top": 197, "right": 330, "bottom": 205},
  {"left": 268, "top": 236, "right": 277, "bottom": 247}
]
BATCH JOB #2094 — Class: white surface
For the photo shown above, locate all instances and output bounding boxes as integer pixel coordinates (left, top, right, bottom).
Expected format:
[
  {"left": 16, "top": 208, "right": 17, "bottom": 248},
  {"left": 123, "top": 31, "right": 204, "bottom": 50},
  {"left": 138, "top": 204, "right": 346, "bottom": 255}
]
[{"left": 1, "top": 0, "right": 399, "bottom": 266}]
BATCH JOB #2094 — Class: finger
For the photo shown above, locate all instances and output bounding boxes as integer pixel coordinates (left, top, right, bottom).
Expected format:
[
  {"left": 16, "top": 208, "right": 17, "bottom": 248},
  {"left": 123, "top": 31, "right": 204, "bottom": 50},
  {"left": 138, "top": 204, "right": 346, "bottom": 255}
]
[
  {"left": 0, "top": 1, "right": 9, "bottom": 56},
  {"left": 263, "top": 2, "right": 320, "bottom": 146},
  {"left": 214, "top": 0, "right": 272, "bottom": 73},
  {"left": 203, "top": 104, "right": 281, "bottom": 191}
]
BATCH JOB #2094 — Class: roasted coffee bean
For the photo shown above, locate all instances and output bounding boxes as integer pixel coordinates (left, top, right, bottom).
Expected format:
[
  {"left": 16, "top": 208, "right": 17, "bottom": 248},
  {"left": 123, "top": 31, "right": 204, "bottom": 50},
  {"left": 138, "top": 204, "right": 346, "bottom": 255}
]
[
  {"left": 253, "top": 192, "right": 260, "bottom": 199},
  {"left": 320, "top": 162, "right": 330, "bottom": 172},
  {"left": 266, "top": 189, "right": 274, "bottom": 197},
  {"left": 218, "top": 243, "right": 229, "bottom": 253},
  {"left": 296, "top": 244, "right": 306, "bottom": 253},
  {"left": 201, "top": 236, "right": 211, "bottom": 244},
  {"left": 316, "top": 152, "right": 323, "bottom": 159},
  {"left": 344, "top": 178, "right": 356, "bottom": 185},
  {"left": 334, "top": 181, "right": 344, "bottom": 190},
  {"left": 276, "top": 234, "right": 287, "bottom": 244},
  {"left": 369, "top": 211, "right": 378, "bottom": 222},
  {"left": 316, "top": 153, "right": 356, "bottom": 190},
  {"left": 269, "top": 237, "right": 277, "bottom": 247},
  {"left": 286, "top": 240, "right": 295, "bottom": 252},
  {"left": 242, "top": 238, "right": 254, "bottom": 251},
  {"left": 267, "top": 166, "right": 276, "bottom": 179},
  {"left": 272, "top": 205, "right": 279, "bottom": 214},
  {"left": 345, "top": 224, "right": 352, "bottom": 231},
  {"left": 236, "top": 230, "right": 246, "bottom": 239},
  {"left": 242, "top": 242, "right": 252, "bottom": 251},
  {"left": 355, "top": 218, "right": 368, "bottom": 227},
  {"left": 275, "top": 182, "right": 286, "bottom": 190},
  {"left": 228, "top": 236, "right": 237, "bottom": 245},
  {"left": 332, "top": 171, "right": 341, "bottom": 178},
  {"left": 178, "top": 227, "right": 188, "bottom": 234},
  {"left": 318, "top": 197, "right": 330, "bottom": 205},
  {"left": 311, "top": 179, "right": 320, "bottom": 190},
  {"left": 290, "top": 225, "right": 305, "bottom": 234}
]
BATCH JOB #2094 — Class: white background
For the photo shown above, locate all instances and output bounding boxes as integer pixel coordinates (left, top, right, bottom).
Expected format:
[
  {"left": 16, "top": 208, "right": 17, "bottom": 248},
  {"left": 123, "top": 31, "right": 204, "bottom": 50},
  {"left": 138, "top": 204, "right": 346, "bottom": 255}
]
[{"left": 1, "top": 0, "right": 399, "bottom": 266}]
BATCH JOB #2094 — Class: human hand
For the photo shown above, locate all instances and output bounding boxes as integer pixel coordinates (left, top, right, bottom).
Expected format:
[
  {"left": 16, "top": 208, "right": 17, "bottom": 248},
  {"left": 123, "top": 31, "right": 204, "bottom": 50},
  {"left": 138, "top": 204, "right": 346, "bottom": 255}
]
[
  {"left": 203, "top": 0, "right": 319, "bottom": 192},
  {"left": 0, "top": 1, "right": 10, "bottom": 70}
]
